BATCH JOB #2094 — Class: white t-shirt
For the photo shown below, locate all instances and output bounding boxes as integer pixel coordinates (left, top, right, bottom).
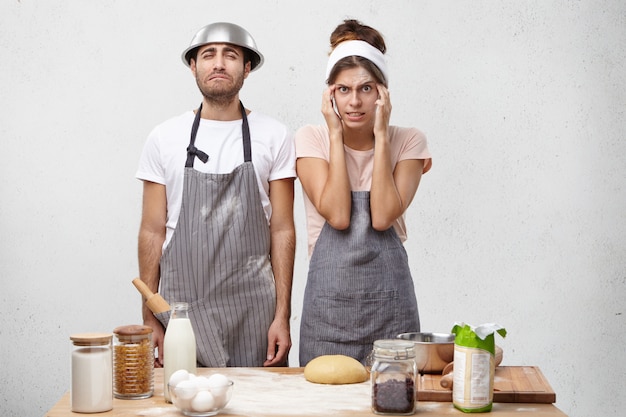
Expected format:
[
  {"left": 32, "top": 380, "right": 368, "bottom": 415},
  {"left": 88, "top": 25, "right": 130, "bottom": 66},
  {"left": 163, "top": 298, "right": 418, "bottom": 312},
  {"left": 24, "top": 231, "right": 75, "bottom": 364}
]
[
  {"left": 137, "top": 110, "right": 296, "bottom": 249},
  {"left": 295, "top": 124, "right": 432, "bottom": 256}
]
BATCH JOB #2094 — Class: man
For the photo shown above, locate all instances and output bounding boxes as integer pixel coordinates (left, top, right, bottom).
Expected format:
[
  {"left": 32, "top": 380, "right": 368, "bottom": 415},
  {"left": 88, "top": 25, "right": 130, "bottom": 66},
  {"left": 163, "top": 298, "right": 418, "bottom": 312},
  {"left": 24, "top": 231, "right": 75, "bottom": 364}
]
[{"left": 136, "top": 22, "right": 295, "bottom": 367}]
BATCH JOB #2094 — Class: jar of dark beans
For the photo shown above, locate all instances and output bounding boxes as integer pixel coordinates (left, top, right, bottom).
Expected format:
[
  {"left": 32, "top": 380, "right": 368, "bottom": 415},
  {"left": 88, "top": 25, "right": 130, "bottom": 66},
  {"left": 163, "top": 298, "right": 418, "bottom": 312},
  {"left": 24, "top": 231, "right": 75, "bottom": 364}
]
[{"left": 370, "top": 339, "right": 417, "bottom": 415}]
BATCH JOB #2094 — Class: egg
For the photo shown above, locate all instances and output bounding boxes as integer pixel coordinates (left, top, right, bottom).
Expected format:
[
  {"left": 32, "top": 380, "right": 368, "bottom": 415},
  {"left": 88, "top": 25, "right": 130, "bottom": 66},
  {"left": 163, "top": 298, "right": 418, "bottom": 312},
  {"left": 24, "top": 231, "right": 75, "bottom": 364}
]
[
  {"left": 194, "top": 375, "right": 211, "bottom": 391},
  {"left": 168, "top": 369, "right": 190, "bottom": 388},
  {"left": 207, "top": 373, "right": 229, "bottom": 388},
  {"left": 207, "top": 373, "right": 230, "bottom": 405},
  {"left": 175, "top": 379, "right": 198, "bottom": 400},
  {"left": 174, "top": 395, "right": 193, "bottom": 411},
  {"left": 191, "top": 390, "right": 215, "bottom": 412},
  {"left": 213, "top": 391, "right": 229, "bottom": 410}
]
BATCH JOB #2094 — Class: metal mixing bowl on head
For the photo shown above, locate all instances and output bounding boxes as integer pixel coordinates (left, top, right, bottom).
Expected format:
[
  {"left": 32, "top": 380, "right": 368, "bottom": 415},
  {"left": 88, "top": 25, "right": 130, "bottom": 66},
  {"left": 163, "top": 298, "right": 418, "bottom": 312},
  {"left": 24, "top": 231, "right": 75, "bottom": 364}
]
[
  {"left": 181, "top": 22, "right": 264, "bottom": 71},
  {"left": 396, "top": 332, "right": 455, "bottom": 373}
]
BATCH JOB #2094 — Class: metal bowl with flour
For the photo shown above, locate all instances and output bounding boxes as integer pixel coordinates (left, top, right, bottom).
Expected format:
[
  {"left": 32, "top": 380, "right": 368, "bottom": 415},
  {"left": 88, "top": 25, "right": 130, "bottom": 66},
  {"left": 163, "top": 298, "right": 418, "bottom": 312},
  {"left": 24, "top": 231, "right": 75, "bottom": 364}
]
[{"left": 396, "top": 332, "right": 455, "bottom": 373}]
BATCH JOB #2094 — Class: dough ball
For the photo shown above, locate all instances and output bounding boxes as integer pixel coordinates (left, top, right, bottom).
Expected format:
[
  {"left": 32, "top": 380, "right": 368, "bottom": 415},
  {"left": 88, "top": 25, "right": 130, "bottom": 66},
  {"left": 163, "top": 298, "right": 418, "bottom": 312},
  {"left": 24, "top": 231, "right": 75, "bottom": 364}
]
[{"left": 304, "top": 354, "right": 368, "bottom": 384}]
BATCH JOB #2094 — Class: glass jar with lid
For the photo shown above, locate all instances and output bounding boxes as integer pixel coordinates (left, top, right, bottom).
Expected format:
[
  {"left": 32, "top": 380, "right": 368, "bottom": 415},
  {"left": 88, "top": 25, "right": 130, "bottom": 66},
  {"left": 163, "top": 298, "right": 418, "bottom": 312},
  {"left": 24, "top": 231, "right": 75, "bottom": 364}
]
[
  {"left": 70, "top": 332, "right": 113, "bottom": 413},
  {"left": 113, "top": 324, "right": 154, "bottom": 399},
  {"left": 370, "top": 339, "right": 417, "bottom": 415}
]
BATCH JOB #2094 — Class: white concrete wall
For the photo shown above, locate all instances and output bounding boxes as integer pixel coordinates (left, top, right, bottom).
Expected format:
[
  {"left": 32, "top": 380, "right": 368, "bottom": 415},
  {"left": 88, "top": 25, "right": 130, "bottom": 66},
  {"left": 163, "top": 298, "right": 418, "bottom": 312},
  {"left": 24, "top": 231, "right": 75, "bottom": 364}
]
[{"left": 1, "top": 1, "right": 624, "bottom": 416}]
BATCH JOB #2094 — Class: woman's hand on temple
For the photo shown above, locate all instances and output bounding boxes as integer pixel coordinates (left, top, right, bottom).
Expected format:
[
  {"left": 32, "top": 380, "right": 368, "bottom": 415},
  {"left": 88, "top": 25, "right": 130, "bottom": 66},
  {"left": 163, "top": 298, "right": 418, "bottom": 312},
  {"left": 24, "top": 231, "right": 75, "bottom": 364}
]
[
  {"left": 374, "top": 84, "right": 391, "bottom": 140},
  {"left": 322, "top": 85, "right": 343, "bottom": 136}
]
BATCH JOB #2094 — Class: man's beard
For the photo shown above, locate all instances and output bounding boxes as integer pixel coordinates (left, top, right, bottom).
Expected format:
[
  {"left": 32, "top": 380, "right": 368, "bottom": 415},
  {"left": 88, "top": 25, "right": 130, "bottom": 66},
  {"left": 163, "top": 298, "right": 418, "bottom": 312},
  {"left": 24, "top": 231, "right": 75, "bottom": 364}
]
[{"left": 196, "top": 71, "right": 245, "bottom": 106}]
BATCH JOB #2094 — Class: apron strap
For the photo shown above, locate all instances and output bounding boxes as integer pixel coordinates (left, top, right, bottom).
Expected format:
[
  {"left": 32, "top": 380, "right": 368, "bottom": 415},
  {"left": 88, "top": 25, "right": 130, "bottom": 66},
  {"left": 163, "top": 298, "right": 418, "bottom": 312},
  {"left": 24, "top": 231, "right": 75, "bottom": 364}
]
[
  {"left": 186, "top": 103, "right": 209, "bottom": 167},
  {"left": 240, "top": 101, "right": 252, "bottom": 163},
  {"left": 185, "top": 101, "right": 252, "bottom": 167}
]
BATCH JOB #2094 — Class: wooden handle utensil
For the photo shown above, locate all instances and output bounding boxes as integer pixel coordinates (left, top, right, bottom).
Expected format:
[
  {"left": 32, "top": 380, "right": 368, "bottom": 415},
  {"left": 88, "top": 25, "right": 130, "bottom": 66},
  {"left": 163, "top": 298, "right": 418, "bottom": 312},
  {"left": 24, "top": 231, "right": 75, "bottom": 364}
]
[{"left": 132, "top": 277, "right": 170, "bottom": 314}]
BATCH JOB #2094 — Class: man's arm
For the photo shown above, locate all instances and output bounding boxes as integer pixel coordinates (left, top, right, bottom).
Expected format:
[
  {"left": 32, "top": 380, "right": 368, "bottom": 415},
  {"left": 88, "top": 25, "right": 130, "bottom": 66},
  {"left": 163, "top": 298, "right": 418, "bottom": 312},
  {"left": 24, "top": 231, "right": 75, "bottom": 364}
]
[
  {"left": 138, "top": 180, "right": 167, "bottom": 367},
  {"left": 264, "top": 177, "right": 295, "bottom": 366}
]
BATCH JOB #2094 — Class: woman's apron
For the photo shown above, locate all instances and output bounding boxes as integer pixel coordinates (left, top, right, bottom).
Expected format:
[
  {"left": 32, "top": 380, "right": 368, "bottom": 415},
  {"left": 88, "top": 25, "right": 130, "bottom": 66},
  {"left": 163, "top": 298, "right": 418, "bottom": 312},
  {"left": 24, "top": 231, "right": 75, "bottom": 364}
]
[
  {"left": 299, "top": 191, "right": 420, "bottom": 366},
  {"left": 155, "top": 102, "right": 275, "bottom": 367}
]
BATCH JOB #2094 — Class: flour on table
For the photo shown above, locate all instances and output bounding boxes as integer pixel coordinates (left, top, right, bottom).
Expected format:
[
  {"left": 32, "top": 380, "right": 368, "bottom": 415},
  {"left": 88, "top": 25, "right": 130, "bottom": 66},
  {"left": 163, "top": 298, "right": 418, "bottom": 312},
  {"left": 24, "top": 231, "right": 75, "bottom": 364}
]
[{"left": 224, "top": 369, "right": 371, "bottom": 415}]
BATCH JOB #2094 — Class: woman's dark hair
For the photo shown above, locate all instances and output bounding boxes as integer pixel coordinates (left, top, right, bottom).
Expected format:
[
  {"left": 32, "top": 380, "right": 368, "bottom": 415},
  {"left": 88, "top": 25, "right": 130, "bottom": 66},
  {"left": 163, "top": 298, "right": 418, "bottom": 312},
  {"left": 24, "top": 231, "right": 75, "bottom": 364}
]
[{"left": 327, "top": 19, "right": 387, "bottom": 86}]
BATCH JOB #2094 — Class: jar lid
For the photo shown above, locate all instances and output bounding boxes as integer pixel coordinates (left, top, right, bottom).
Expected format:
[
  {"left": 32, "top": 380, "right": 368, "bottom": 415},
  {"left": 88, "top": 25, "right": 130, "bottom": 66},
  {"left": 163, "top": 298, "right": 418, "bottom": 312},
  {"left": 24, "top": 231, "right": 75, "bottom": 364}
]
[
  {"left": 373, "top": 339, "right": 416, "bottom": 359},
  {"left": 70, "top": 332, "right": 113, "bottom": 346},
  {"left": 113, "top": 324, "right": 153, "bottom": 336}
]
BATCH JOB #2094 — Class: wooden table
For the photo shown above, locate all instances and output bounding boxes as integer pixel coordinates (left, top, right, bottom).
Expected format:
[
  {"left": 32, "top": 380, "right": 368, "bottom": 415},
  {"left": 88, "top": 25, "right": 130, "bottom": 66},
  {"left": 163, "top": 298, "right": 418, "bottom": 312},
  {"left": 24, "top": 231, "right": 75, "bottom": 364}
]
[{"left": 45, "top": 367, "right": 568, "bottom": 417}]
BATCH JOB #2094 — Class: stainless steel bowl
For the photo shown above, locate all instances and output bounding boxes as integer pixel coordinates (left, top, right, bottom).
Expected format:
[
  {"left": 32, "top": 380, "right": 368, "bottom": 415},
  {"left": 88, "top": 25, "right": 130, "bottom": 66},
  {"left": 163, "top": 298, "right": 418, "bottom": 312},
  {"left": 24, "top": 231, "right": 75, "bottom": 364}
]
[
  {"left": 181, "top": 22, "right": 264, "bottom": 70},
  {"left": 396, "top": 332, "right": 455, "bottom": 373}
]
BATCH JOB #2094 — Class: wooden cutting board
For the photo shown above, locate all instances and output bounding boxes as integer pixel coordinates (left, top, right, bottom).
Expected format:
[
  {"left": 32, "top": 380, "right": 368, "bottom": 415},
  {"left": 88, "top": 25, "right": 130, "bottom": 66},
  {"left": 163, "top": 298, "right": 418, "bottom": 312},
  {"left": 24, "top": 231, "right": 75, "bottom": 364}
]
[{"left": 418, "top": 366, "right": 556, "bottom": 403}]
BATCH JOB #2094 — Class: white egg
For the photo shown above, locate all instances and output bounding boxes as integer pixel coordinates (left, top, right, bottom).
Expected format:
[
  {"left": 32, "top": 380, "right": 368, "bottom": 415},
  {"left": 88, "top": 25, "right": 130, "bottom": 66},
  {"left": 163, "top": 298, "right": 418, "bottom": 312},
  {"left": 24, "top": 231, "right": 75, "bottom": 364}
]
[
  {"left": 207, "top": 373, "right": 229, "bottom": 388},
  {"left": 194, "top": 376, "right": 211, "bottom": 391},
  {"left": 213, "top": 391, "right": 228, "bottom": 410},
  {"left": 175, "top": 379, "right": 198, "bottom": 400},
  {"left": 191, "top": 390, "right": 215, "bottom": 412},
  {"left": 174, "top": 395, "right": 193, "bottom": 411},
  {"left": 209, "top": 374, "right": 229, "bottom": 407},
  {"left": 168, "top": 369, "right": 190, "bottom": 388}
]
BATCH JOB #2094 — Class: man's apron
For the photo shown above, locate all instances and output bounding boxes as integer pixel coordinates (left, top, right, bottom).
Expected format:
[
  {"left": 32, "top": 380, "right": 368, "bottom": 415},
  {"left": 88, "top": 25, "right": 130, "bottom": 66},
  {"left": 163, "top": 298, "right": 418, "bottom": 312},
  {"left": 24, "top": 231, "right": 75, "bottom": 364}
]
[
  {"left": 155, "top": 102, "right": 275, "bottom": 367},
  {"left": 299, "top": 191, "right": 420, "bottom": 366}
]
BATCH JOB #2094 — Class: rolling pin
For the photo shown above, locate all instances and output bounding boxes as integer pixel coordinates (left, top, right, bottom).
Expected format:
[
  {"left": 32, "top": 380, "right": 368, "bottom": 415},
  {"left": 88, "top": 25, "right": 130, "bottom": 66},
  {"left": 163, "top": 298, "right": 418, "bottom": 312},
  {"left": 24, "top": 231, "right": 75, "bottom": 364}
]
[
  {"left": 132, "top": 277, "right": 170, "bottom": 314},
  {"left": 440, "top": 345, "right": 503, "bottom": 389}
]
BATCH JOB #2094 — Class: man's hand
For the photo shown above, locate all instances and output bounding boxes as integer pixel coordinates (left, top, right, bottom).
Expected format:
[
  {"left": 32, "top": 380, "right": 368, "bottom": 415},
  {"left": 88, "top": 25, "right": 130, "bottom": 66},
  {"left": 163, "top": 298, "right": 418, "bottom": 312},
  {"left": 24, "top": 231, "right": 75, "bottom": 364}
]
[
  {"left": 144, "top": 315, "right": 165, "bottom": 367},
  {"left": 263, "top": 317, "right": 291, "bottom": 366}
]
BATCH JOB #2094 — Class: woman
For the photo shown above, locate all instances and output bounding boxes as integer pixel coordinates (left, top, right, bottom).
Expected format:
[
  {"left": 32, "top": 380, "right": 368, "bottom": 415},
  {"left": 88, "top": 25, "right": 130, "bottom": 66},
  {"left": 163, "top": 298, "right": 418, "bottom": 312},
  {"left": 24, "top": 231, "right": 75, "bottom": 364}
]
[{"left": 296, "top": 19, "right": 432, "bottom": 366}]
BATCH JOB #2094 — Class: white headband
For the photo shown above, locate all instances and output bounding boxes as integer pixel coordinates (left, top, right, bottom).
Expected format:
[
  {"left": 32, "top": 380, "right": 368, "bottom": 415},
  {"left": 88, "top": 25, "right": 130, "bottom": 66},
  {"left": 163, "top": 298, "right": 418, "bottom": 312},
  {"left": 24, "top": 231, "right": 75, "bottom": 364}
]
[{"left": 325, "top": 40, "right": 388, "bottom": 84}]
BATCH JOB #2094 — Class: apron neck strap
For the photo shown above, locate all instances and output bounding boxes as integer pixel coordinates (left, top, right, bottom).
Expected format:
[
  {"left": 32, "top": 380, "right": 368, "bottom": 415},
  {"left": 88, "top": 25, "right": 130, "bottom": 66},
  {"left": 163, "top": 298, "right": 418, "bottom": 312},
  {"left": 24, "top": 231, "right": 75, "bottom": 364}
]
[
  {"left": 185, "top": 101, "right": 252, "bottom": 168},
  {"left": 240, "top": 101, "right": 252, "bottom": 163}
]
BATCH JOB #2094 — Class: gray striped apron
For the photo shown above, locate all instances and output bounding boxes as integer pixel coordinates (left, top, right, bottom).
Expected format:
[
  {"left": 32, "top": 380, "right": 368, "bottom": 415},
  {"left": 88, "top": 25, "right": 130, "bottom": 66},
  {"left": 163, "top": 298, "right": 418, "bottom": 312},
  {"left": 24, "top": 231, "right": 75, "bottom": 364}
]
[
  {"left": 155, "top": 102, "right": 275, "bottom": 367},
  {"left": 299, "top": 191, "right": 420, "bottom": 366}
]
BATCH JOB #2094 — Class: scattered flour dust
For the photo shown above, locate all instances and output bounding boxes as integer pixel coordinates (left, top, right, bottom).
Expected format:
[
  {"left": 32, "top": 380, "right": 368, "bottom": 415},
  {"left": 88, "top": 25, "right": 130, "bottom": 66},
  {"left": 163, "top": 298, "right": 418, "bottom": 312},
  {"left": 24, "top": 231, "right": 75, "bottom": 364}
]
[
  {"left": 225, "top": 369, "right": 371, "bottom": 415},
  {"left": 135, "top": 369, "right": 371, "bottom": 416}
]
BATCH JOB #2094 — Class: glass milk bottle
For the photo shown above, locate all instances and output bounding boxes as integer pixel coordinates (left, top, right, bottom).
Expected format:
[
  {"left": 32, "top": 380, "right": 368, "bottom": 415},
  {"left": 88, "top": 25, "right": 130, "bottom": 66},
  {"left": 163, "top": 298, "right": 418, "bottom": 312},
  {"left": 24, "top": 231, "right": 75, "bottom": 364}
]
[
  {"left": 163, "top": 302, "right": 196, "bottom": 402},
  {"left": 70, "top": 333, "right": 113, "bottom": 413}
]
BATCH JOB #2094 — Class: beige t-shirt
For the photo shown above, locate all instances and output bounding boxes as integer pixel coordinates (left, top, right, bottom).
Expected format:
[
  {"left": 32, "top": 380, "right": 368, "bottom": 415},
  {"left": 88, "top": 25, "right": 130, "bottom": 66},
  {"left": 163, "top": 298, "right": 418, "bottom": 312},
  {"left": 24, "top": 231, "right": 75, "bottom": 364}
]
[{"left": 295, "top": 124, "right": 432, "bottom": 256}]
